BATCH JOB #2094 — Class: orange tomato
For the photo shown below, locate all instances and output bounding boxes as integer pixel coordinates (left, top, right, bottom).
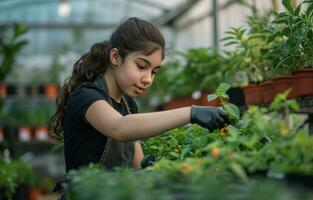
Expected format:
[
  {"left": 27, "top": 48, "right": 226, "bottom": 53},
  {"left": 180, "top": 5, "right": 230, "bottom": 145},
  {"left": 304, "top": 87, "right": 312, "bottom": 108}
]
[{"left": 211, "top": 147, "right": 220, "bottom": 158}]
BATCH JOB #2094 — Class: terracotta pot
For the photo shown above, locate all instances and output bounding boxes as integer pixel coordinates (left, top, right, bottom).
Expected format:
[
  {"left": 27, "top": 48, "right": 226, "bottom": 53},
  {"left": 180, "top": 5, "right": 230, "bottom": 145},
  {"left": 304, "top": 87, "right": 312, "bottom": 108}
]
[
  {"left": 199, "top": 92, "right": 220, "bottom": 107},
  {"left": 34, "top": 125, "right": 48, "bottom": 141},
  {"left": 293, "top": 68, "right": 313, "bottom": 97},
  {"left": 44, "top": 84, "right": 58, "bottom": 98},
  {"left": 243, "top": 84, "right": 263, "bottom": 105},
  {"left": 207, "top": 98, "right": 222, "bottom": 107},
  {"left": 18, "top": 126, "right": 33, "bottom": 142},
  {"left": 0, "top": 83, "right": 7, "bottom": 98},
  {"left": 163, "top": 95, "right": 201, "bottom": 110},
  {"left": 28, "top": 187, "right": 42, "bottom": 200},
  {"left": 0, "top": 127, "right": 4, "bottom": 142},
  {"left": 260, "top": 80, "right": 275, "bottom": 104},
  {"left": 272, "top": 75, "right": 298, "bottom": 99}
]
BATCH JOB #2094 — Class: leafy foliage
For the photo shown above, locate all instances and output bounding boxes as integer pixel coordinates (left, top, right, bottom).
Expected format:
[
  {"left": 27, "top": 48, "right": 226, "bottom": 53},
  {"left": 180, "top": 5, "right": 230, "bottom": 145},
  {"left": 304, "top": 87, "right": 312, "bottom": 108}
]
[
  {"left": 0, "top": 23, "right": 28, "bottom": 82},
  {"left": 264, "top": 0, "right": 313, "bottom": 75},
  {"left": 0, "top": 156, "right": 34, "bottom": 200},
  {"left": 143, "top": 83, "right": 313, "bottom": 181},
  {"left": 149, "top": 48, "right": 225, "bottom": 103},
  {"left": 65, "top": 162, "right": 312, "bottom": 200}
]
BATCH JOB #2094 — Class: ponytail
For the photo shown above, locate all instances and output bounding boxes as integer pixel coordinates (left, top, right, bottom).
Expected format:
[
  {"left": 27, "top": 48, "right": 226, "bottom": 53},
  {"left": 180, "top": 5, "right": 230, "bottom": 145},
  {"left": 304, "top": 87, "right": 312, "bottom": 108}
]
[{"left": 49, "top": 41, "right": 111, "bottom": 142}]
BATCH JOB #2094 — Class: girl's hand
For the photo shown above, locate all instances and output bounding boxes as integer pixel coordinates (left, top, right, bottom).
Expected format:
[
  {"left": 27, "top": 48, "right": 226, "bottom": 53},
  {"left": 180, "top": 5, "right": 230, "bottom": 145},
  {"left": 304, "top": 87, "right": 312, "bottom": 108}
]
[{"left": 190, "top": 105, "right": 229, "bottom": 132}]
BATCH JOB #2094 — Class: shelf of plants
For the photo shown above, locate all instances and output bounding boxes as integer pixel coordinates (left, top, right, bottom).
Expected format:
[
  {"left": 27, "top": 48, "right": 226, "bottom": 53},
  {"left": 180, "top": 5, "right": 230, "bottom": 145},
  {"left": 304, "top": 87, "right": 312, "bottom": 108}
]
[{"left": 55, "top": 83, "right": 313, "bottom": 200}]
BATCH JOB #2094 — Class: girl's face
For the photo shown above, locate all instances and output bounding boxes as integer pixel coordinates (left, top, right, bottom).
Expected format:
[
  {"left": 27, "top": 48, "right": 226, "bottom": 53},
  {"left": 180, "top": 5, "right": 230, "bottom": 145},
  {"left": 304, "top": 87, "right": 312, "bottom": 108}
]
[{"left": 112, "top": 49, "right": 163, "bottom": 97}]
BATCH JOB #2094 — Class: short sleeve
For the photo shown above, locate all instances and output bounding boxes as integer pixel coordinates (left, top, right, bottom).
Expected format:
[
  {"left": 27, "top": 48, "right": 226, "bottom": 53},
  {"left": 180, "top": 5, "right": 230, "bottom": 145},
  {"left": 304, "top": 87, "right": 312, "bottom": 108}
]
[{"left": 66, "top": 82, "right": 109, "bottom": 121}]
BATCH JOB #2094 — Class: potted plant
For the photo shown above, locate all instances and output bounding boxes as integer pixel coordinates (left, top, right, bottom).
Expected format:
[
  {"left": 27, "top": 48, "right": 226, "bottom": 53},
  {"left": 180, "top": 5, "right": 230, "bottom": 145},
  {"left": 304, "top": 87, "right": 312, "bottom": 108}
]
[
  {"left": 0, "top": 157, "right": 34, "bottom": 200},
  {"left": 0, "top": 23, "right": 28, "bottom": 82},
  {"left": 264, "top": 0, "right": 313, "bottom": 98},
  {"left": 222, "top": 12, "right": 274, "bottom": 105},
  {"left": 0, "top": 23, "right": 28, "bottom": 111},
  {"left": 45, "top": 55, "right": 65, "bottom": 99},
  {"left": 26, "top": 67, "right": 46, "bottom": 97},
  {"left": 0, "top": 84, "right": 7, "bottom": 98},
  {"left": 149, "top": 48, "right": 225, "bottom": 110}
]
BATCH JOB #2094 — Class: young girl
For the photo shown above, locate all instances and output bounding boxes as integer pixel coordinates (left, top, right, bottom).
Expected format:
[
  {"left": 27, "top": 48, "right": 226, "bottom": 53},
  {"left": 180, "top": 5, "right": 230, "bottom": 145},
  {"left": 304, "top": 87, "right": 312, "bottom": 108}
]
[{"left": 49, "top": 17, "right": 229, "bottom": 172}]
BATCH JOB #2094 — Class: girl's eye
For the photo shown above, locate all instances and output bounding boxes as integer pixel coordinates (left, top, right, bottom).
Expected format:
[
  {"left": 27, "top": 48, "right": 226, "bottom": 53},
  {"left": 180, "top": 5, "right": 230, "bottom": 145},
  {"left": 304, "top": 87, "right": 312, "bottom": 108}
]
[{"left": 137, "top": 64, "right": 145, "bottom": 70}]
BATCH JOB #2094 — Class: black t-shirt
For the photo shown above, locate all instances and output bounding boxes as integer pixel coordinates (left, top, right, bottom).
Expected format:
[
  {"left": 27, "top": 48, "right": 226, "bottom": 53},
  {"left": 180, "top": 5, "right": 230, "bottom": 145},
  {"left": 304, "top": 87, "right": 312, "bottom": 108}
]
[{"left": 63, "top": 76, "right": 138, "bottom": 172}]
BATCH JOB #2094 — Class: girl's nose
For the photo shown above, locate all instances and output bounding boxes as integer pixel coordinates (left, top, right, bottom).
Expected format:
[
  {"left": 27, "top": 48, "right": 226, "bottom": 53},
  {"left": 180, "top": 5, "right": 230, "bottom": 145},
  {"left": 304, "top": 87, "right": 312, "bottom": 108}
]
[{"left": 142, "top": 72, "right": 153, "bottom": 86}]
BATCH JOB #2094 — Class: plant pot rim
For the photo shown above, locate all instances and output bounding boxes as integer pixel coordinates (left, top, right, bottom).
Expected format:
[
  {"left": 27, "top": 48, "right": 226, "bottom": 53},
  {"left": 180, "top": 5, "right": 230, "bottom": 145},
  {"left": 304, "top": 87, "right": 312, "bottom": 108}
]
[
  {"left": 272, "top": 75, "right": 294, "bottom": 81},
  {"left": 243, "top": 83, "right": 261, "bottom": 88},
  {"left": 260, "top": 80, "right": 273, "bottom": 85},
  {"left": 293, "top": 67, "right": 313, "bottom": 73}
]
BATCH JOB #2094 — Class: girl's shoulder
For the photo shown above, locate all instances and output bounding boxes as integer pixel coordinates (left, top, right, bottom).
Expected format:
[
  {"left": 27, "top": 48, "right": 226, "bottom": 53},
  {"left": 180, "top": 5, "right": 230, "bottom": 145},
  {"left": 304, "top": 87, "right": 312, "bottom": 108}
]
[{"left": 75, "top": 76, "right": 108, "bottom": 94}]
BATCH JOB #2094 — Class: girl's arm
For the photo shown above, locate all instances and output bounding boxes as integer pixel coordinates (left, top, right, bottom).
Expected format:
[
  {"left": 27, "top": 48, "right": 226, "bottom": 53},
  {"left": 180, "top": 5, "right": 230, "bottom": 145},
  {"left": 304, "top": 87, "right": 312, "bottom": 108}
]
[
  {"left": 132, "top": 141, "right": 144, "bottom": 169},
  {"left": 85, "top": 100, "right": 191, "bottom": 142}
]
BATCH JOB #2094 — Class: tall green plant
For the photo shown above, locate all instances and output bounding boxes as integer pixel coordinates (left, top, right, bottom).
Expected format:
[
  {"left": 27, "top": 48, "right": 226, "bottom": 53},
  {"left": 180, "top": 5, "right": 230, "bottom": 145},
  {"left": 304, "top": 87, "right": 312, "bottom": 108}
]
[
  {"left": 265, "top": 0, "right": 313, "bottom": 75},
  {"left": 0, "top": 23, "right": 28, "bottom": 82},
  {"left": 221, "top": 15, "right": 274, "bottom": 83}
]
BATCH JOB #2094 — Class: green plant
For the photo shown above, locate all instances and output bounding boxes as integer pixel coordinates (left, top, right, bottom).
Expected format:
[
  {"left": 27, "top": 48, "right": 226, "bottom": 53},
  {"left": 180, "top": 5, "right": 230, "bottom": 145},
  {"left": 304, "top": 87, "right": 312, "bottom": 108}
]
[
  {"left": 148, "top": 48, "right": 225, "bottom": 103},
  {"left": 143, "top": 83, "right": 312, "bottom": 182},
  {"left": 221, "top": 14, "right": 274, "bottom": 83},
  {"left": 0, "top": 23, "right": 28, "bottom": 82},
  {"left": 47, "top": 54, "right": 66, "bottom": 84},
  {"left": 64, "top": 162, "right": 312, "bottom": 200},
  {"left": 265, "top": 0, "right": 313, "bottom": 75},
  {"left": 207, "top": 83, "right": 240, "bottom": 122},
  {"left": 0, "top": 157, "right": 34, "bottom": 200},
  {"left": 0, "top": 105, "right": 54, "bottom": 126},
  {"left": 0, "top": 23, "right": 28, "bottom": 112}
]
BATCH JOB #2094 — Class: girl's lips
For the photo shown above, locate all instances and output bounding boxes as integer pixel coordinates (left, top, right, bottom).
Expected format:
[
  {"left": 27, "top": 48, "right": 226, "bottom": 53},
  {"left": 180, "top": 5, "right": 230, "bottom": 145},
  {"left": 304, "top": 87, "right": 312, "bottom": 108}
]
[{"left": 135, "top": 86, "right": 146, "bottom": 93}]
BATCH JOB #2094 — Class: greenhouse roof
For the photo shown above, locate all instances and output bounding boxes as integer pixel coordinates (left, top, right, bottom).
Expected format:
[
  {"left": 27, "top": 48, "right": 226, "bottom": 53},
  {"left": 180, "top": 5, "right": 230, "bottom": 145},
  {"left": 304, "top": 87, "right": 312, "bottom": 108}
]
[
  {"left": 0, "top": 0, "right": 194, "bottom": 27},
  {"left": 0, "top": 0, "right": 197, "bottom": 55}
]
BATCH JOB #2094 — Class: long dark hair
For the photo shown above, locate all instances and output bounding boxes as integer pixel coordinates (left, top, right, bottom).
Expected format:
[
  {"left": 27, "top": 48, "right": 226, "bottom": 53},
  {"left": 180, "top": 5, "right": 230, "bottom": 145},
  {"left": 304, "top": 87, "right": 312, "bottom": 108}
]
[{"left": 49, "top": 17, "right": 165, "bottom": 142}]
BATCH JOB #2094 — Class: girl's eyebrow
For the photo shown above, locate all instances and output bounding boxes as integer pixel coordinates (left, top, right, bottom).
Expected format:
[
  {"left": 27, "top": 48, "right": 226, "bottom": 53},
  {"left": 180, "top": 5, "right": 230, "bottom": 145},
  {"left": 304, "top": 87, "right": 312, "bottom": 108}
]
[{"left": 138, "top": 57, "right": 160, "bottom": 68}]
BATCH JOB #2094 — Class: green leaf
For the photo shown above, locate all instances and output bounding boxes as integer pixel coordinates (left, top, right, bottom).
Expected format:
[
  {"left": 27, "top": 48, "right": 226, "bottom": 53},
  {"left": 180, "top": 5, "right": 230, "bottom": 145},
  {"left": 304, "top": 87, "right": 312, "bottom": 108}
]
[
  {"left": 224, "top": 41, "right": 240, "bottom": 47},
  {"left": 150, "top": 145, "right": 159, "bottom": 150},
  {"left": 215, "top": 83, "right": 231, "bottom": 96},
  {"left": 282, "top": 27, "right": 292, "bottom": 36},
  {"left": 294, "top": 4, "right": 301, "bottom": 16},
  {"left": 306, "top": 4, "right": 313, "bottom": 18},
  {"left": 223, "top": 103, "right": 240, "bottom": 121},
  {"left": 180, "top": 146, "right": 191, "bottom": 160},
  {"left": 229, "top": 162, "right": 249, "bottom": 183},
  {"left": 13, "top": 23, "right": 28, "bottom": 39},
  {"left": 282, "top": 0, "right": 294, "bottom": 14},
  {"left": 307, "top": 29, "right": 313, "bottom": 40},
  {"left": 266, "top": 31, "right": 281, "bottom": 43},
  {"left": 207, "top": 94, "right": 218, "bottom": 102},
  {"left": 272, "top": 17, "right": 290, "bottom": 24},
  {"left": 169, "top": 152, "right": 180, "bottom": 158}
]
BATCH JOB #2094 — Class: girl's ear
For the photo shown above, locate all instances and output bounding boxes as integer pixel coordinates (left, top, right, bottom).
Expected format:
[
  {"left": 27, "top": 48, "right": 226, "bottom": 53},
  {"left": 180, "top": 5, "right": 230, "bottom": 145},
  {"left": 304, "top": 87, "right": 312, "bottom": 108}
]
[{"left": 109, "top": 48, "right": 121, "bottom": 66}]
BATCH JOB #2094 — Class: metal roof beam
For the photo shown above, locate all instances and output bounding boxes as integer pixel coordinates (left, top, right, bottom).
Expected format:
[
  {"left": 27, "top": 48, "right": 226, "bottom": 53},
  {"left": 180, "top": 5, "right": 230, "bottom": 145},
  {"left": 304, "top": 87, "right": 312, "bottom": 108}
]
[
  {"left": 152, "top": 0, "right": 200, "bottom": 26},
  {"left": 128, "top": 0, "right": 169, "bottom": 11},
  {"left": 0, "top": 22, "right": 118, "bottom": 30}
]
